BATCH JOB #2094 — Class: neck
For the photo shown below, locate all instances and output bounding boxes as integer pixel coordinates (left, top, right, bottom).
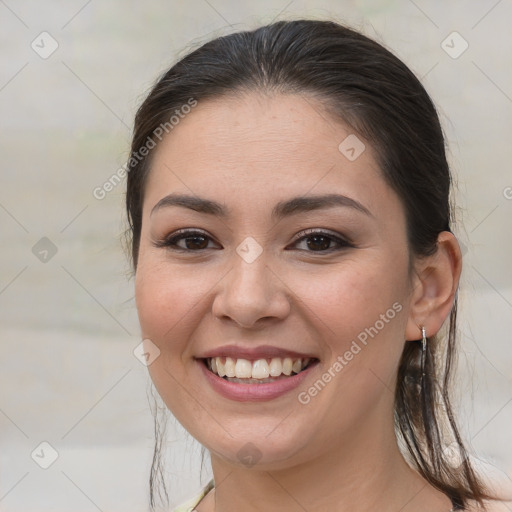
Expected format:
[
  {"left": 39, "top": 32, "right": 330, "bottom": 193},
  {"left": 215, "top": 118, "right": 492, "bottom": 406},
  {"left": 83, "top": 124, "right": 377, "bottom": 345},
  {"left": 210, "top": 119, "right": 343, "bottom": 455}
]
[{"left": 208, "top": 404, "right": 451, "bottom": 512}]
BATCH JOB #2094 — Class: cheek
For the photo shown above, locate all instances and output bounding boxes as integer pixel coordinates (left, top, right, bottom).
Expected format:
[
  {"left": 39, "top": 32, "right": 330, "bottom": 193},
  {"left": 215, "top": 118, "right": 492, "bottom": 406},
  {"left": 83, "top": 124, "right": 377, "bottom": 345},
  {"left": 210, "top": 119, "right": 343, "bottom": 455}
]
[
  {"left": 134, "top": 259, "right": 204, "bottom": 420},
  {"left": 286, "top": 264, "right": 408, "bottom": 433},
  {"left": 285, "top": 255, "right": 409, "bottom": 393},
  {"left": 135, "top": 267, "right": 174, "bottom": 341},
  {"left": 287, "top": 258, "right": 406, "bottom": 337},
  {"left": 135, "top": 255, "right": 209, "bottom": 341}
]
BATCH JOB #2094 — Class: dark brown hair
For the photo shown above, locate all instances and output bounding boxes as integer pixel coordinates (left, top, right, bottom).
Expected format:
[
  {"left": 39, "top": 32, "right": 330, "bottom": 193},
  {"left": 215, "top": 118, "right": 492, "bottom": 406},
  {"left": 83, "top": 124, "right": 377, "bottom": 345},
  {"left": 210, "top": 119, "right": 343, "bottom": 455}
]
[{"left": 126, "top": 19, "right": 497, "bottom": 510}]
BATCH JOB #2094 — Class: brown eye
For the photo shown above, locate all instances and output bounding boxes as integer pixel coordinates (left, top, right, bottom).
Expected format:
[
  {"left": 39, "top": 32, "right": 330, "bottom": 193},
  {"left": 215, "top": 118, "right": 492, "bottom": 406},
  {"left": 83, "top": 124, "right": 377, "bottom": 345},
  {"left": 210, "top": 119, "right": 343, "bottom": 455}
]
[
  {"left": 305, "top": 234, "right": 332, "bottom": 251},
  {"left": 183, "top": 235, "right": 209, "bottom": 250},
  {"left": 153, "top": 229, "right": 220, "bottom": 251},
  {"left": 291, "top": 229, "right": 353, "bottom": 253}
]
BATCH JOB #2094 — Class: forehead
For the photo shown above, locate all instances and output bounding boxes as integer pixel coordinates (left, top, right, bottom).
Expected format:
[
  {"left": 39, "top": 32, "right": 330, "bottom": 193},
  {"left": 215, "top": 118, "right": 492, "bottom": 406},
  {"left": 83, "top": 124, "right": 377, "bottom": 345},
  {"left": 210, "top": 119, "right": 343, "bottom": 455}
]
[{"left": 143, "top": 92, "right": 400, "bottom": 222}]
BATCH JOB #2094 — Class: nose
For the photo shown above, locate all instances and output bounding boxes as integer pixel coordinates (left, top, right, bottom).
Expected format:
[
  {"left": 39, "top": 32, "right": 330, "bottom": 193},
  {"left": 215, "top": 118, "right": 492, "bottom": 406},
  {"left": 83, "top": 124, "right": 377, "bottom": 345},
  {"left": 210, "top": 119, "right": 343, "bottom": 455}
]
[{"left": 211, "top": 253, "right": 291, "bottom": 329}]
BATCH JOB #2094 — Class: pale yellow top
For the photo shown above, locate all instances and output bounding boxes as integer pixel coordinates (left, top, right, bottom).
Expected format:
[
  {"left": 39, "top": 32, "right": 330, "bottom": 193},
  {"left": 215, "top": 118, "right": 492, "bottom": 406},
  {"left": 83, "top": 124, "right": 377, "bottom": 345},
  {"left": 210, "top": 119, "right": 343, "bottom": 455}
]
[
  {"left": 169, "top": 481, "right": 512, "bottom": 511},
  {"left": 172, "top": 479, "right": 214, "bottom": 512}
]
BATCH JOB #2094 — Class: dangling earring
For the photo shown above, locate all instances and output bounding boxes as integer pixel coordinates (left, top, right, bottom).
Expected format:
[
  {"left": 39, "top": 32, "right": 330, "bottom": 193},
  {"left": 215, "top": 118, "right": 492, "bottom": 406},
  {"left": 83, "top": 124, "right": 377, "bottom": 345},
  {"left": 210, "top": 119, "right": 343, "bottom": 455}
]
[{"left": 420, "top": 326, "right": 427, "bottom": 377}]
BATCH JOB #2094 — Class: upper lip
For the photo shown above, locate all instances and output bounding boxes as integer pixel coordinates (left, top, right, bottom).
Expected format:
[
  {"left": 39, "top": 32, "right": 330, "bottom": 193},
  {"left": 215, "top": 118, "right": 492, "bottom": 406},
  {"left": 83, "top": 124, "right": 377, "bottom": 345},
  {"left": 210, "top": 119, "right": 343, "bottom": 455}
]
[{"left": 197, "top": 344, "right": 318, "bottom": 361}]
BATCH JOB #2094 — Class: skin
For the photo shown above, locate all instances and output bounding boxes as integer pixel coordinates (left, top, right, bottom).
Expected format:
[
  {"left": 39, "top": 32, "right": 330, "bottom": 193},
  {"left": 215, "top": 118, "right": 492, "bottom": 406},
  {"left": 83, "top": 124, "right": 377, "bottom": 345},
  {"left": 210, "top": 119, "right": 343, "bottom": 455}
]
[{"left": 134, "top": 92, "right": 463, "bottom": 512}]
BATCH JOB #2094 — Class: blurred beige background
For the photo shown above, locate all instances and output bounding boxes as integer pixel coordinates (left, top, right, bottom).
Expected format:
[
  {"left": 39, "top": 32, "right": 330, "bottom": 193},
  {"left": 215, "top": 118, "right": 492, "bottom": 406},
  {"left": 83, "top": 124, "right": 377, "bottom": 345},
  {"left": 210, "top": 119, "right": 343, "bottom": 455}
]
[{"left": 0, "top": 1, "right": 511, "bottom": 511}]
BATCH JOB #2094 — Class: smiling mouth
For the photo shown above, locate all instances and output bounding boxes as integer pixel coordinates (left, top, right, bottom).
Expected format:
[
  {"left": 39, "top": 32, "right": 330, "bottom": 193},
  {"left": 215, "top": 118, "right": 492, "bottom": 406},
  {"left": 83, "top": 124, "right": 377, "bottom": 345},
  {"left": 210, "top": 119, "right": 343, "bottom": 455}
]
[{"left": 202, "top": 356, "right": 318, "bottom": 384}]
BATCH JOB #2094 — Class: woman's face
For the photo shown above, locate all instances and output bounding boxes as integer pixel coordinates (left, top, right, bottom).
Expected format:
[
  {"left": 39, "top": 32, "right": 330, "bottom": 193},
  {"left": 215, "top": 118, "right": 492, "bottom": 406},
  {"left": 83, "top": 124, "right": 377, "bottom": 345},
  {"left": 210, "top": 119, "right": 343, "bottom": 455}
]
[{"left": 135, "top": 92, "right": 416, "bottom": 469}]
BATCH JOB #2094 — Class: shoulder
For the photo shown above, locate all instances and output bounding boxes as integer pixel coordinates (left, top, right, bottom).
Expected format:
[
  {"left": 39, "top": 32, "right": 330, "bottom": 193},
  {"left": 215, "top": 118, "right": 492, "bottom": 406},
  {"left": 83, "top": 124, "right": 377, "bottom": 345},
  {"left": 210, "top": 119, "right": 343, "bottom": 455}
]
[
  {"left": 171, "top": 479, "right": 215, "bottom": 512},
  {"left": 463, "top": 499, "right": 512, "bottom": 512}
]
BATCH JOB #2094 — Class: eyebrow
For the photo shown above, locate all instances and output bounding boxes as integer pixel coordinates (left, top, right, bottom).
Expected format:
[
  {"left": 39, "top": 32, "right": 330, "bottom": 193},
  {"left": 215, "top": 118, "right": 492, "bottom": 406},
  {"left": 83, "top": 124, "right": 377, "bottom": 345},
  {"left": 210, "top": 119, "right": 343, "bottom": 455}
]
[{"left": 150, "top": 193, "right": 373, "bottom": 219}]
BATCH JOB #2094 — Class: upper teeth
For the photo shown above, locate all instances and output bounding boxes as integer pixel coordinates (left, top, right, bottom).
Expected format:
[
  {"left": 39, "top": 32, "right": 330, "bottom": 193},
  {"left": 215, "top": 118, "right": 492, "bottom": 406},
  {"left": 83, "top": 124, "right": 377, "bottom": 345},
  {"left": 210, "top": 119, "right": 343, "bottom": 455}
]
[{"left": 208, "top": 357, "right": 311, "bottom": 379}]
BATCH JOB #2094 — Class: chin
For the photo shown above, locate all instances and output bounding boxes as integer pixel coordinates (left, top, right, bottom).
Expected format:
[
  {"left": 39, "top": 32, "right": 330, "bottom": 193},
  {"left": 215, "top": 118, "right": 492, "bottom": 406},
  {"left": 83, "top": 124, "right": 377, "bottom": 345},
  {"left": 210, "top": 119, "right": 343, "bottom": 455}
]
[{"left": 197, "top": 423, "right": 315, "bottom": 471}]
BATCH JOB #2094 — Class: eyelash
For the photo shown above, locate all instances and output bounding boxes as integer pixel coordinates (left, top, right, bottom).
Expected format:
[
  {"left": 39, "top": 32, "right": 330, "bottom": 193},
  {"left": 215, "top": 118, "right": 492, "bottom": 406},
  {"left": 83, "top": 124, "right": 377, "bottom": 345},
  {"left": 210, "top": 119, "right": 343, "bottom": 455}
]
[{"left": 153, "top": 228, "right": 354, "bottom": 254}]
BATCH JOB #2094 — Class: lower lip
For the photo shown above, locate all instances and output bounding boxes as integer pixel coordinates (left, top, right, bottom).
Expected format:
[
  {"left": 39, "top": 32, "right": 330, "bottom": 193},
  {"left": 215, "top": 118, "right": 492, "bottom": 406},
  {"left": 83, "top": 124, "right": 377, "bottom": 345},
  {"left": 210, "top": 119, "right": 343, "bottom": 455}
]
[{"left": 197, "top": 359, "right": 319, "bottom": 402}]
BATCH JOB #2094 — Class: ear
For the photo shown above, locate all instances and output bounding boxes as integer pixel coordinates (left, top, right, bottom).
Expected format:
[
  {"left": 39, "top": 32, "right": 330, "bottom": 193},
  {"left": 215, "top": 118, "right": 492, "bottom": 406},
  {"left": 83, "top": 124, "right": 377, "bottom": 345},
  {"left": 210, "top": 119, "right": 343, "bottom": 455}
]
[{"left": 405, "top": 231, "right": 463, "bottom": 341}]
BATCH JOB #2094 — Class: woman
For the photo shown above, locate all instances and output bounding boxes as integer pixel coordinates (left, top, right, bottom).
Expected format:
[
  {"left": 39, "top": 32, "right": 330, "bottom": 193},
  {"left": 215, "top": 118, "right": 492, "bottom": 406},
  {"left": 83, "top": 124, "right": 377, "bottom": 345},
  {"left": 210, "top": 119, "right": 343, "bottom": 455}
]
[{"left": 126, "top": 19, "right": 501, "bottom": 512}]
